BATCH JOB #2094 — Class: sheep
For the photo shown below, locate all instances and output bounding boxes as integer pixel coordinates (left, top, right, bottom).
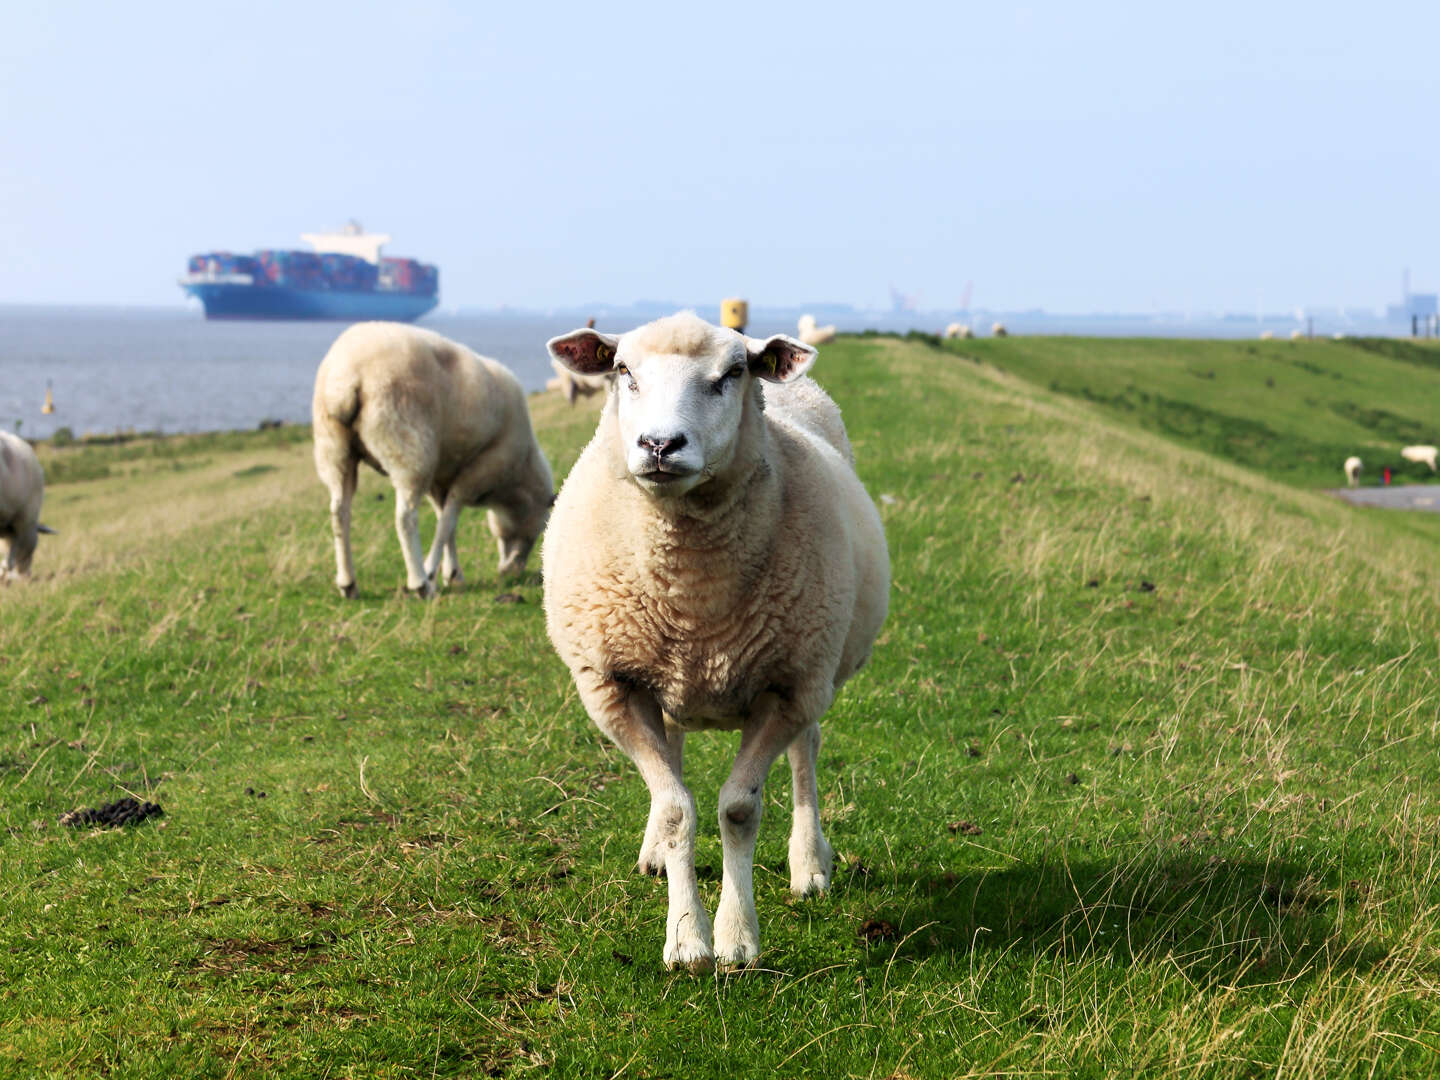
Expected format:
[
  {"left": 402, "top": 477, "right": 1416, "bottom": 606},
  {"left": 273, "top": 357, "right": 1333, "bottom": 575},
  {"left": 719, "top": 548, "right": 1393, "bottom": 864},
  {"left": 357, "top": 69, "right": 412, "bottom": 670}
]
[
  {"left": 545, "top": 358, "right": 612, "bottom": 405},
  {"left": 796, "top": 313, "right": 837, "bottom": 347},
  {"left": 1401, "top": 445, "right": 1438, "bottom": 472},
  {"left": 544, "top": 312, "right": 889, "bottom": 971},
  {"left": 1259, "top": 330, "right": 1274, "bottom": 341},
  {"left": 1290, "top": 329, "right": 1305, "bottom": 341},
  {"left": 1344, "top": 455, "right": 1362, "bottom": 488},
  {"left": 943, "top": 322, "right": 973, "bottom": 339},
  {"left": 0, "top": 430, "right": 55, "bottom": 582},
  {"left": 312, "top": 322, "right": 554, "bottom": 598},
  {"left": 991, "top": 322, "right": 1008, "bottom": 337}
]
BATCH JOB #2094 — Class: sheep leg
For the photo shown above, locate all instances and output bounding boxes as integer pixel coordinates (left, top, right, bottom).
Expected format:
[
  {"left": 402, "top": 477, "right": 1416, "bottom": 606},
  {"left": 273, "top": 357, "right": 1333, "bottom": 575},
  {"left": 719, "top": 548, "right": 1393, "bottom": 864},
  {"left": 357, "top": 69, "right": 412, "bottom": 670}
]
[
  {"left": 320, "top": 454, "right": 359, "bottom": 597},
  {"left": 442, "top": 525, "right": 463, "bottom": 585},
  {"left": 580, "top": 675, "right": 712, "bottom": 972},
  {"left": 786, "top": 720, "right": 834, "bottom": 896},
  {"left": 423, "top": 494, "right": 463, "bottom": 586},
  {"left": 638, "top": 719, "right": 686, "bottom": 875},
  {"left": 393, "top": 482, "right": 433, "bottom": 596},
  {"left": 714, "top": 691, "right": 814, "bottom": 968}
]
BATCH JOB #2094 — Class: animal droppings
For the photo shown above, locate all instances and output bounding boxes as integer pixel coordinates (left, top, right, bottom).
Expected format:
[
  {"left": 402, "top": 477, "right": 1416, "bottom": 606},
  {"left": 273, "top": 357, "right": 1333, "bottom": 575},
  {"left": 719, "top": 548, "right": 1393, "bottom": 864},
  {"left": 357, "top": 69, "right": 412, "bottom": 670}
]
[
  {"left": 948, "top": 820, "right": 983, "bottom": 836},
  {"left": 494, "top": 593, "right": 526, "bottom": 604},
  {"left": 858, "top": 918, "right": 898, "bottom": 943},
  {"left": 59, "top": 797, "right": 164, "bottom": 829}
]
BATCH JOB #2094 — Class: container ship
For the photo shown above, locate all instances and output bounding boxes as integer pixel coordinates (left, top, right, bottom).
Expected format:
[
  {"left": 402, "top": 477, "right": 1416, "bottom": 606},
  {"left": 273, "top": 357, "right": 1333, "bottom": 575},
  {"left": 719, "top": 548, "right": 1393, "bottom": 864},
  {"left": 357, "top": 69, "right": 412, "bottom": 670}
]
[{"left": 179, "top": 222, "right": 439, "bottom": 321}]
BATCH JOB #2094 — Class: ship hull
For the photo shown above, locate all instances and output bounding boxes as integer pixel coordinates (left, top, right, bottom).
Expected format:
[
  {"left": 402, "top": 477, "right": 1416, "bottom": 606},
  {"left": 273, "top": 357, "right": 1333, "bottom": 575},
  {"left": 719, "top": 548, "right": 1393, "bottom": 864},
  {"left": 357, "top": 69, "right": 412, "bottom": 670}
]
[{"left": 184, "top": 283, "right": 438, "bottom": 322}]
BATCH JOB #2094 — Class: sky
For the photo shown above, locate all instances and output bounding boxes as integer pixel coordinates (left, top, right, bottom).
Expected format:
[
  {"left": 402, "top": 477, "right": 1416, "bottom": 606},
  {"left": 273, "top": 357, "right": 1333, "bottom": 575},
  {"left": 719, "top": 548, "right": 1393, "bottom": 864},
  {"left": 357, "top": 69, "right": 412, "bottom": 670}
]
[{"left": 2, "top": 0, "right": 1438, "bottom": 313}]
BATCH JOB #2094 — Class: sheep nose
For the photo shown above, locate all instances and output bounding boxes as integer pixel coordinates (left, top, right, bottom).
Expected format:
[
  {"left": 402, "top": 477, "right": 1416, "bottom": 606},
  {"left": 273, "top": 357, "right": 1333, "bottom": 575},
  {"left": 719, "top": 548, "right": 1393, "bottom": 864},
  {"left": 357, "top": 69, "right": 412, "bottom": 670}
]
[{"left": 638, "top": 433, "right": 687, "bottom": 458}]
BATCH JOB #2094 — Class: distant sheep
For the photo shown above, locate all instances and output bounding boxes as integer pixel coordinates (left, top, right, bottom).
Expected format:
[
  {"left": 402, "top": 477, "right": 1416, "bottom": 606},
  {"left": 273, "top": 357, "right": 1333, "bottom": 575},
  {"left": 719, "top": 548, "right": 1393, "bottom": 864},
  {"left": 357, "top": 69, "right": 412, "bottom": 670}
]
[
  {"left": 1290, "top": 329, "right": 1305, "bottom": 341},
  {"left": 0, "top": 430, "right": 55, "bottom": 582},
  {"left": 1401, "top": 445, "right": 1438, "bottom": 471},
  {"left": 544, "top": 312, "right": 889, "bottom": 971},
  {"left": 312, "top": 322, "right": 554, "bottom": 597},
  {"left": 991, "top": 322, "right": 1008, "bottom": 338},
  {"left": 545, "top": 358, "right": 612, "bottom": 405},
  {"left": 943, "top": 322, "right": 973, "bottom": 339},
  {"left": 1259, "top": 330, "right": 1274, "bottom": 341},
  {"left": 1344, "top": 455, "right": 1362, "bottom": 488},
  {"left": 796, "top": 314, "right": 837, "bottom": 347}
]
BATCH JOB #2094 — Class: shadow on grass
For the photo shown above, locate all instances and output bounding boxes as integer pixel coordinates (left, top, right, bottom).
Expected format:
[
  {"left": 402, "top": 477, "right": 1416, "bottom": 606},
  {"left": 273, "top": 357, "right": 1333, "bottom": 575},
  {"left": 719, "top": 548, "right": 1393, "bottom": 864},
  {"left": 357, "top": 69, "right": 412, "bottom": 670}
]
[{"left": 840, "top": 849, "right": 1386, "bottom": 987}]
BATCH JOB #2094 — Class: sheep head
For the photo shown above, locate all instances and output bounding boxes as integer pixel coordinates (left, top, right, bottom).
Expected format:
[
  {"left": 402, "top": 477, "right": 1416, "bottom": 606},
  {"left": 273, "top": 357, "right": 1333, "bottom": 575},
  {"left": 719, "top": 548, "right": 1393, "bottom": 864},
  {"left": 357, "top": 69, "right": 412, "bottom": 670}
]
[{"left": 547, "top": 312, "right": 815, "bottom": 499}]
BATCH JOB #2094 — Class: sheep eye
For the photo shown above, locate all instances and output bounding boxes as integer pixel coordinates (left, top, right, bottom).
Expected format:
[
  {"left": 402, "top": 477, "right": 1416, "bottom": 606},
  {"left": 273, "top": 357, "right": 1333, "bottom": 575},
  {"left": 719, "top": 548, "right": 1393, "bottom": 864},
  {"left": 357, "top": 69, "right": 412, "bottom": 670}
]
[{"left": 711, "top": 365, "right": 745, "bottom": 394}]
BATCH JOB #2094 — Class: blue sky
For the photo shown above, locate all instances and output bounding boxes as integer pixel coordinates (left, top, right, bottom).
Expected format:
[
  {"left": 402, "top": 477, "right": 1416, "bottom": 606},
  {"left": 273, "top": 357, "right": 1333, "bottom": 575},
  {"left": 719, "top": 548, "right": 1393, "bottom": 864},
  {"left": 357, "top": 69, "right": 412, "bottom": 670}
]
[{"left": 2, "top": 1, "right": 1437, "bottom": 312}]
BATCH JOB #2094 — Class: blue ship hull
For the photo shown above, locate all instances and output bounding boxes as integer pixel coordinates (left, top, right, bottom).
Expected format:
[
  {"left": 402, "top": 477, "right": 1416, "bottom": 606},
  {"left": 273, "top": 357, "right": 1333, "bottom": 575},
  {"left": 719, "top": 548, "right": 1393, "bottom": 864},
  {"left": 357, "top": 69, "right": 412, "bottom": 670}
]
[{"left": 184, "top": 282, "right": 438, "bottom": 322}]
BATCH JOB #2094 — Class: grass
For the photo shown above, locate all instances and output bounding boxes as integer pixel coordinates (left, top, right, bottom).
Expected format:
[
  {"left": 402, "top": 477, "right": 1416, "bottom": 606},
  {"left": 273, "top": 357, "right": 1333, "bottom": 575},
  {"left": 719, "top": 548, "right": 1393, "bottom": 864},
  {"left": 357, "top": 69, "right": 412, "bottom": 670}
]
[
  {"left": 3, "top": 338, "right": 1440, "bottom": 1076},
  {"left": 940, "top": 335, "right": 1440, "bottom": 491}
]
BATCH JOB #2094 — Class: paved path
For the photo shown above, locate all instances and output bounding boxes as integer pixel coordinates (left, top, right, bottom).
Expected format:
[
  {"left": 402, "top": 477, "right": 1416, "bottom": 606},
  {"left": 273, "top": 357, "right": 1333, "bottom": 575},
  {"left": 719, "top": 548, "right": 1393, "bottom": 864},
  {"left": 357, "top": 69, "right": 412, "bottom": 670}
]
[{"left": 1332, "top": 484, "right": 1440, "bottom": 512}]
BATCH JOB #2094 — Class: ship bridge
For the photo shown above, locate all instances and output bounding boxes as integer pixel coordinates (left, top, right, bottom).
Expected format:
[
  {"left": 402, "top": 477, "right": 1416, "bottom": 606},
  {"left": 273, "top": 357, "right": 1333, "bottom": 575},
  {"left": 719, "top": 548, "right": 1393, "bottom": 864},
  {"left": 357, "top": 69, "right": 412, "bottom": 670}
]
[{"left": 300, "top": 220, "right": 390, "bottom": 265}]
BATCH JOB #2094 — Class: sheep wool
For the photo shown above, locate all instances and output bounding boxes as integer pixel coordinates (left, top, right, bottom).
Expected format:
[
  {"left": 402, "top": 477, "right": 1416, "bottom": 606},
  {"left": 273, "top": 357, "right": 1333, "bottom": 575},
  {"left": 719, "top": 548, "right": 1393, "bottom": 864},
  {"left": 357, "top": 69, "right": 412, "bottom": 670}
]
[
  {"left": 0, "top": 430, "right": 53, "bottom": 581},
  {"left": 1400, "top": 445, "right": 1438, "bottom": 472}
]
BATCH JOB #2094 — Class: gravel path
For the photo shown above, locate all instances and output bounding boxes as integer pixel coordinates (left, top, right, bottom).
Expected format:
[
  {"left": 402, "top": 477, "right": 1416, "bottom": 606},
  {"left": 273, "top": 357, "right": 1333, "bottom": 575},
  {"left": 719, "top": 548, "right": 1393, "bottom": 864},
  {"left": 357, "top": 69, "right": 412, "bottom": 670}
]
[{"left": 1332, "top": 484, "right": 1440, "bottom": 512}]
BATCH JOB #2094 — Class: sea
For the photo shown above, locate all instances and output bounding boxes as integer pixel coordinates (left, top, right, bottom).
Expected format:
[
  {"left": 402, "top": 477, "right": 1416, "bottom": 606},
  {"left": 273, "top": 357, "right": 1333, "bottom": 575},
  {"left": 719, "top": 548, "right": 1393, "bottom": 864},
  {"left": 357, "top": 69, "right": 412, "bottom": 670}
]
[{"left": 0, "top": 304, "right": 1408, "bottom": 442}]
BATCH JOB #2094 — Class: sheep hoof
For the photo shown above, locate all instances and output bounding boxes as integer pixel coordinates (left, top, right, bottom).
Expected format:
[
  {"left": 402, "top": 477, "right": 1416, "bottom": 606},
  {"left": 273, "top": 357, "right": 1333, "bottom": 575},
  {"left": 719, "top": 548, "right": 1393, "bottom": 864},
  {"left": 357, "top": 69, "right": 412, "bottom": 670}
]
[
  {"left": 338, "top": 582, "right": 358, "bottom": 599},
  {"left": 447, "top": 569, "right": 465, "bottom": 586},
  {"left": 664, "top": 943, "right": 715, "bottom": 975},
  {"left": 406, "top": 581, "right": 435, "bottom": 599}
]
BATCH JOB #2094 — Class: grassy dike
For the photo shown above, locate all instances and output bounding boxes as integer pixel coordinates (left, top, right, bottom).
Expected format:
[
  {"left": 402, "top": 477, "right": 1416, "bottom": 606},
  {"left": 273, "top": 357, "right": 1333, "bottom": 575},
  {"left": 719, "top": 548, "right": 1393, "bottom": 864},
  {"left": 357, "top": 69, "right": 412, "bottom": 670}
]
[{"left": 3, "top": 337, "right": 1439, "bottom": 1077}]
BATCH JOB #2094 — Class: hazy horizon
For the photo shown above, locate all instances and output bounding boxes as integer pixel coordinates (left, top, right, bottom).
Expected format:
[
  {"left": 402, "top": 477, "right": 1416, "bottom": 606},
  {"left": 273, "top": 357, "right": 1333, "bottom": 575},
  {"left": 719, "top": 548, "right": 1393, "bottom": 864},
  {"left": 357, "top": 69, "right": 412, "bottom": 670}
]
[{"left": 3, "top": 1, "right": 1438, "bottom": 314}]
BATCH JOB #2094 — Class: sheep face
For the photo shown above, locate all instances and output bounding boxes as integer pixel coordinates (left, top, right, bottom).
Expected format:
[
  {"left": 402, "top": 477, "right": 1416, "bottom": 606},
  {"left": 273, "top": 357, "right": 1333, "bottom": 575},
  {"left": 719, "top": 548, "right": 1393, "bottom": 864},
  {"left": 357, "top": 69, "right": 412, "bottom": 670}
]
[
  {"left": 548, "top": 314, "right": 816, "bottom": 500},
  {"left": 488, "top": 498, "right": 550, "bottom": 578}
]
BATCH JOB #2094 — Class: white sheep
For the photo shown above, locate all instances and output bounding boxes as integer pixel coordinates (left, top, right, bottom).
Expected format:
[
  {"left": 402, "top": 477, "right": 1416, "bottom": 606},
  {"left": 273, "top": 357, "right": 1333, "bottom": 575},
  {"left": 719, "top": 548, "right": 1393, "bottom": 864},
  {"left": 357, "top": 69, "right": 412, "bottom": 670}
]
[
  {"left": 544, "top": 312, "right": 889, "bottom": 971},
  {"left": 991, "top": 322, "right": 1008, "bottom": 337},
  {"left": 796, "top": 313, "right": 837, "bottom": 347},
  {"left": 1259, "top": 330, "right": 1275, "bottom": 341},
  {"left": 545, "top": 358, "right": 612, "bottom": 405},
  {"left": 1290, "top": 329, "right": 1305, "bottom": 341},
  {"left": 312, "top": 322, "right": 554, "bottom": 598},
  {"left": 1344, "top": 455, "right": 1362, "bottom": 488},
  {"left": 943, "top": 322, "right": 973, "bottom": 339},
  {"left": 1401, "top": 445, "right": 1438, "bottom": 471},
  {"left": 0, "top": 430, "right": 55, "bottom": 581}
]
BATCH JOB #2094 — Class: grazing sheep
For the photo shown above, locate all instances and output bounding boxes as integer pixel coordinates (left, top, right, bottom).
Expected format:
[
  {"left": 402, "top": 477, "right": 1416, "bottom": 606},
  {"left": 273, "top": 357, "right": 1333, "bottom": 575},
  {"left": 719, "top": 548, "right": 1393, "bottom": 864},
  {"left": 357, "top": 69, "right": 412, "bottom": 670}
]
[
  {"left": 1401, "top": 445, "right": 1438, "bottom": 471},
  {"left": 544, "top": 312, "right": 889, "bottom": 971},
  {"left": 0, "top": 430, "right": 55, "bottom": 582},
  {"left": 796, "top": 314, "right": 837, "bottom": 347},
  {"left": 312, "top": 322, "right": 554, "bottom": 597},
  {"left": 1344, "top": 455, "right": 1362, "bottom": 488},
  {"left": 1259, "top": 330, "right": 1275, "bottom": 341},
  {"left": 991, "top": 322, "right": 1008, "bottom": 337},
  {"left": 545, "top": 358, "right": 612, "bottom": 405},
  {"left": 1290, "top": 329, "right": 1305, "bottom": 341},
  {"left": 943, "top": 322, "right": 973, "bottom": 339}
]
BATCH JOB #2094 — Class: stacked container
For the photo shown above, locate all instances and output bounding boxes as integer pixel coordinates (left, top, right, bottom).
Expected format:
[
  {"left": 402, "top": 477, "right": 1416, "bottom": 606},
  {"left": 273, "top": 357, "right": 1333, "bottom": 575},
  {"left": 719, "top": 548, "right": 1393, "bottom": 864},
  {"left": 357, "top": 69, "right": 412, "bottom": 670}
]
[
  {"left": 255, "top": 250, "right": 324, "bottom": 288},
  {"left": 379, "top": 257, "right": 439, "bottom": 295},
  {"left": 318, "top": 253, "right": 379, "bottom": 291}
]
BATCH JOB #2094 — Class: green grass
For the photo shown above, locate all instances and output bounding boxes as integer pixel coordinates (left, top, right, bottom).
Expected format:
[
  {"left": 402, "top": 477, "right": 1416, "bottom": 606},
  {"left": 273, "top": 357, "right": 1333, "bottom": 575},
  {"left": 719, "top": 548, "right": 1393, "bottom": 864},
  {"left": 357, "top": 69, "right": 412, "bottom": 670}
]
[
  {"left": 941, "top": 335, "right": 1440, "bottom": 491},
  {"left": 3, "top": 340, "right": 1439, "bottom": 1077}
]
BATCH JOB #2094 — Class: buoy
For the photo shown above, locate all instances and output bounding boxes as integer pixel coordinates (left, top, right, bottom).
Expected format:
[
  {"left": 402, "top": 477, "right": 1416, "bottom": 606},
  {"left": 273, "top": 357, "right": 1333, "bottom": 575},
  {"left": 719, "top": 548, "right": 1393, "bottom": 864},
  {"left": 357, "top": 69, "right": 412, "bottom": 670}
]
[
  {"left": 721, "top": 298, "right": 748, "bottom": 335},
  {"left": 42, "top": 381, "right": 55, "bottom": 415}
]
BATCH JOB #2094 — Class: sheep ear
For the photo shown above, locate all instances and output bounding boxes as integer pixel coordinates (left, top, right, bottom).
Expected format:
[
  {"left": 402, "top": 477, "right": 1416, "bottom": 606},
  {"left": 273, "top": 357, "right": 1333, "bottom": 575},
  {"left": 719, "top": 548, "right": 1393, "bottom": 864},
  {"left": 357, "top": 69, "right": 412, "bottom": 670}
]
[
  {"left": 548, "top": 329, "right": 620, "bottom": 376},
  {"left": 746, "top": 334, "right": 816, "bottom": 383}
]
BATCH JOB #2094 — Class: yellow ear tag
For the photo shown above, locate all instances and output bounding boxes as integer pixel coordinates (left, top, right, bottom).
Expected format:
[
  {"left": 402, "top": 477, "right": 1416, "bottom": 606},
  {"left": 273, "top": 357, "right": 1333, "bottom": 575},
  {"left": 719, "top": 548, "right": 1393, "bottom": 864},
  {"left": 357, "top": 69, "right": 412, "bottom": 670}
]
[
  {"left": 596, "top": 343, "right": 614, "bottom": 365},
  {"left": 765, "top": 353, "right": 778, "bottom": 375}
]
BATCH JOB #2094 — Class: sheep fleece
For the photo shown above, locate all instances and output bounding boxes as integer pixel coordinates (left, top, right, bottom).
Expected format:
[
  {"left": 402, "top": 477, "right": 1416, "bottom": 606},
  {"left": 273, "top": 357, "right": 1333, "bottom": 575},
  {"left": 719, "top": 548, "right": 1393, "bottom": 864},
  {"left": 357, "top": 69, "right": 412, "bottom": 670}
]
[{"left": 543, "top": 376, "right": 888, "bottom": 726}]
